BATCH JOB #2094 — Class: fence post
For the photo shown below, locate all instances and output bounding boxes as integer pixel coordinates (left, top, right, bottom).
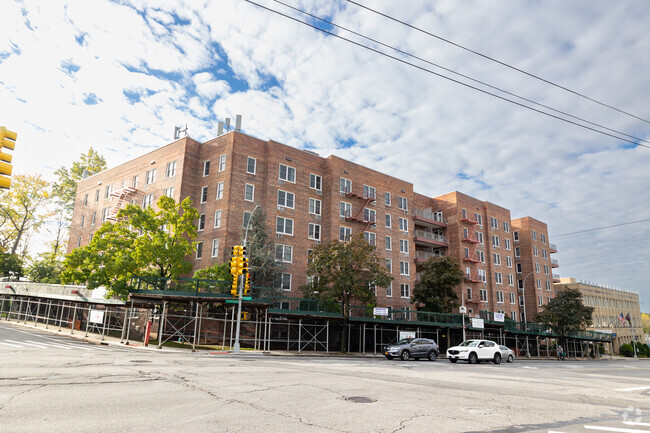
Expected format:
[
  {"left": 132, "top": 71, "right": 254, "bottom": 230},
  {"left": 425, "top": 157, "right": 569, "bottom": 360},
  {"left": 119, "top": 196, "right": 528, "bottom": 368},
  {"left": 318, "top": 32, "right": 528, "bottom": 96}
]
[
  {"left": 70, "top": 303, "right": 77, "bottom": 334},
  {"left": 85, "top": 305, "right": 91, "bottom": 336},
  {"left": 229, "top": 307, "right": 235, "bottom": 351},
  {"left": 298, "top": 319, "right": 302, "bottom": 353},
  {"left": 157, "top": 301, "right": 167, "bottom": 349},
  {"left": 57, "top": 301, "right": 65, "bottom": 331},
  {"left": 192, "top": 301, "right": 200, "bottom": 352},
  {"left": 101, "top": 307, "right": 108, "bottom": 341},
  {"left": 33, "top": 299, "right": 40, "bottom": 326}
]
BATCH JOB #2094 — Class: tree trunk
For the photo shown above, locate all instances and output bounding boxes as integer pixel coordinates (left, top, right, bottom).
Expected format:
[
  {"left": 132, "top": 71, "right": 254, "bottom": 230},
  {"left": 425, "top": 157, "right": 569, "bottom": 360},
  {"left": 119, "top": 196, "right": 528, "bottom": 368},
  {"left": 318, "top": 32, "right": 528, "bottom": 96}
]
[{"left": 340, "top": 300, "right": 348, "bottom": 353}]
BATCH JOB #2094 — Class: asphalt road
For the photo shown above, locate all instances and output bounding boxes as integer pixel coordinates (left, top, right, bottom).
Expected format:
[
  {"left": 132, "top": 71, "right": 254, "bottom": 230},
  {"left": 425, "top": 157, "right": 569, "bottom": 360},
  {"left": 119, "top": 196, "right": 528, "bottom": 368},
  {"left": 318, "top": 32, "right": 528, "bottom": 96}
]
[{"left": 1, "top": 322, "right": 648, "bottom": 433}]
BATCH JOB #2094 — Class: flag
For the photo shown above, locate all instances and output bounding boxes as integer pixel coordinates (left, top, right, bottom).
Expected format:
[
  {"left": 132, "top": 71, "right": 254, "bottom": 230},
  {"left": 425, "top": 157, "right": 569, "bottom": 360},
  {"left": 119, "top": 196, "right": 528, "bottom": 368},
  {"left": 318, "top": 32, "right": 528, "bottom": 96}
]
[
  {"left": 626, "top": 313, "right": 631, "bottom": 325},
  {"left": 617, "top": 313, "right": 625, "bottom": 325}
]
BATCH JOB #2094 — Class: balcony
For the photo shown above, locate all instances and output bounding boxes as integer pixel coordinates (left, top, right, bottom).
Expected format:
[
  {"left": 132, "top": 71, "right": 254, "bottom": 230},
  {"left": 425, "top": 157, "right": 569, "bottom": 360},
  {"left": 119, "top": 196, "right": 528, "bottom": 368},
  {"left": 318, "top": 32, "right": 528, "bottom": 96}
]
[
  {"left": 412, "top": 209, "right": 447, "bottom": 229},
  {"left": 344, "top": 186, "right": 376, "bottom": 202},
  {"left": 414, "top": 250, "right": 444, "bottom": 263},
  {"left": 465, "top": 273, "right": 483, "bottom": 284},
  {"left": 552, "top": 273, "right": 561, "bottom": 283},
  {"left": 462, "top": 236, "right": 480, "bottom": 244},
  {"left": 463, "top": 253, "right": 481, "bottom": 263},
  {"left": 460, "top": 214, "right": 479, "bottom": 224},
  {"left": 413, "top": 230, "right": 448, "bottom": 248},
  {"left": 551, "top": 258, "right": 559, "bottom": 268},
  {"left": 549, "top": 243, "right": 558, "bottom": 253}
]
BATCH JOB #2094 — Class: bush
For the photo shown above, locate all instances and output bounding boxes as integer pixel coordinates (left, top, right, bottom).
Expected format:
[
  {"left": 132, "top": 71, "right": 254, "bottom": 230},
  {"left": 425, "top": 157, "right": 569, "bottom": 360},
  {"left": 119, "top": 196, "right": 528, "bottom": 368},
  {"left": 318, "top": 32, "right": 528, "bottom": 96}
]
[
  {"left": 619, "top": 343, "right": 634, "bottom": 357},
  {"left": 638, "top": 343, "right": 650, "bottom": 357},
  {"left": 598, "top": 345, "right": 605, "bottom": 355}
]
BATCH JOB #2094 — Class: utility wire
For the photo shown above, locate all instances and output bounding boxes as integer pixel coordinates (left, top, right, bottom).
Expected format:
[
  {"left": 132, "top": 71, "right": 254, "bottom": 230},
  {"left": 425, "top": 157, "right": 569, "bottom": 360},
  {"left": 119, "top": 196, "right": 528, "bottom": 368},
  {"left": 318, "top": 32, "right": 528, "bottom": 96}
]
[
  {"left": 347, "top": 0, "right": 650, "bottom": 125},
  {"left": 272, "top": 0, "right": 650, "bottom": 147},
  {"left": 244, "top": 0, "right": 648, "bottom": 148},
  {"left": 552, "top": 218, "right": 650, "bottom": 237}
]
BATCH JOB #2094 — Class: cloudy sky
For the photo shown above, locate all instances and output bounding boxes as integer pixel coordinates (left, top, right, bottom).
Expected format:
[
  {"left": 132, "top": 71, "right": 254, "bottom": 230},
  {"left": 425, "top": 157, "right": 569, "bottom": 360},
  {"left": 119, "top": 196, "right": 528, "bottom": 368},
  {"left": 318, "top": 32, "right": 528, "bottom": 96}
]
[{"left": 2, "top": 0, "right": 649, "bottom": 309}]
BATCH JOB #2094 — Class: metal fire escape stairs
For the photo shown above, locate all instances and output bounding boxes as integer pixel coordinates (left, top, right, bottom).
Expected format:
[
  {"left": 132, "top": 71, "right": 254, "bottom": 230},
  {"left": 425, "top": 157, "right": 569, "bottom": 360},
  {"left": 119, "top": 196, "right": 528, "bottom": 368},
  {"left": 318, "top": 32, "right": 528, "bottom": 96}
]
[
  {"left": 461, "top": 214, "right": 482, "bottom": 285},
  {"left": 107, "top": 187, "right": 137, "bottom": 220},
  {"left": 344, "top": 187, "right": 376, "bottom": 233}
]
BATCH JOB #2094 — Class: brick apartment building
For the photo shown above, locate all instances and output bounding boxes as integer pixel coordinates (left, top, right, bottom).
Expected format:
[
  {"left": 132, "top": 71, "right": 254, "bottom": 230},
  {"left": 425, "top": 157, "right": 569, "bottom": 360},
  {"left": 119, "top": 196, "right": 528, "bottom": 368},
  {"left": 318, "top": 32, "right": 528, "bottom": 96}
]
[{"left": 67, "top": 131, "right": 559, "bottom": 320}]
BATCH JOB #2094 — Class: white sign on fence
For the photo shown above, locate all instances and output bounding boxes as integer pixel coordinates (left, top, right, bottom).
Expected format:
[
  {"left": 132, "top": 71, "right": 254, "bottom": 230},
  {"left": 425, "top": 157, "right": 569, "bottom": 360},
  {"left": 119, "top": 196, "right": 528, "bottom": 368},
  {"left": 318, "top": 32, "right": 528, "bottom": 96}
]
[
  {"left": 89, "top": 310, "right": 105, "bottom": 324},
  {"left": 373, "top": 307, "right": 389, "bottom": 316},
  {"left": 493, "top": 312, "right": 505, "bottom": 322},
  {"left": 399, "top": 331, "right": 416, "bottom": 340},
  {"left": 471, "top": 318, "right": 484, "bottom": 329}
]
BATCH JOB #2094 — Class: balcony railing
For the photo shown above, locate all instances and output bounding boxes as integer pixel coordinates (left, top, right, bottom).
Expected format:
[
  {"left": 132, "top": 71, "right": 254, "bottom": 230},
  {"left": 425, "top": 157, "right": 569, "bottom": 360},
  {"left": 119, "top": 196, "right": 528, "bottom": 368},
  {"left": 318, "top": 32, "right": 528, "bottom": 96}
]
[
  {"left": 414, "top": 230, "right": 447, "bottom": 244},
  {"left": 549, "top": 243, "right": 557, "bottom": 252},
  {"left": 551, "top": 258, "right": 559, "bottom": 267},
  {"left": 412, "top": 209, "right": 446, "bottom": 224},
  {"left": 415, "top": 250, "right": 444, "bottom": 261},
  {"left": 553, "top": 273, "right": 560, "bottom": 280}
]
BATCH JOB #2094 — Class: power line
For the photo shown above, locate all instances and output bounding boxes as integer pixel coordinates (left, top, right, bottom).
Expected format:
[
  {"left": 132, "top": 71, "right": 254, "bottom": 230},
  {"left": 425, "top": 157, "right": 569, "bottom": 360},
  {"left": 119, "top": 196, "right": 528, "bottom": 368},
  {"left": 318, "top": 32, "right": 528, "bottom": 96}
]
[
  {"left": 347, "top": 0, "right": 650, "bottom": 125},
  {"left": 271, "top": 0, "right": 650, "bottom": 147},
  {"left": 244, "top": 0, "right": 648, "bottom": 148},
  {"left": 552, "top": 218, "right": 650, "bottom": 237}
]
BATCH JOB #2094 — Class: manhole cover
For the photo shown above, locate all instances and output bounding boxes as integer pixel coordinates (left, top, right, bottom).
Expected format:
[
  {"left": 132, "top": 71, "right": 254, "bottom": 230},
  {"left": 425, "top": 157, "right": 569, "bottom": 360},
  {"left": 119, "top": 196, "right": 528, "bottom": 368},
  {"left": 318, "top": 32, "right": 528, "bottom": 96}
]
[
  {"left": 346, "top": 396, "right": 376, "bottom": 404},
  {"left": 129, "top": 360, "right": 152, "bottom": 363}
]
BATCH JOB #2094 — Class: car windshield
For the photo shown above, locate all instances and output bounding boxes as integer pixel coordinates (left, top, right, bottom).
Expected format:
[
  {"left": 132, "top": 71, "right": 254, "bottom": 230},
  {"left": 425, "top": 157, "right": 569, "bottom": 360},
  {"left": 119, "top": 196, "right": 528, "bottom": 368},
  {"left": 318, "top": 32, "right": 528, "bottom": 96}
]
[
  {"left": 458, "top": 341, "right": 479, "bottom": 347},
  {"left": 396, "top": 338, "right": 414, "bottom": 345}
]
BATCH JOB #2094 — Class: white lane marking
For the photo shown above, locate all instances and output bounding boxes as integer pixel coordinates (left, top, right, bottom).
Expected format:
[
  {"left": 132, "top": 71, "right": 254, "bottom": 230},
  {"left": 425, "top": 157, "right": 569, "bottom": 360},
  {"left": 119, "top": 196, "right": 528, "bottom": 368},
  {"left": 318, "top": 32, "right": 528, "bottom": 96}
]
[
  {"left": 4, "top": 339, "right": 49, "bottom": 348},
  {"left": 585, "top": 425, "right": 650, "bottom": 432},
  {"left": 615, "top": 386, "right": 650, "bottom": 392},
  {"left": 0, "top": 340, "right": 22, "bottom": 347},
  {"left": 548, "top": 431, "right": 569, "bottom": 433},
  {"left": 625, "top": 423, "right": 650, "bottom": 427}
]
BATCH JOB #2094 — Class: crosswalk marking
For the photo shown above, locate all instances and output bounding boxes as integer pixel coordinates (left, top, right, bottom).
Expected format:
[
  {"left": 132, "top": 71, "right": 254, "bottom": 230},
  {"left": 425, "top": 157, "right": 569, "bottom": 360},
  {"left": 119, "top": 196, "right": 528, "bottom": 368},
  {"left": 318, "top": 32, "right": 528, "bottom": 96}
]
[
  {"left": 615, "top": 386, "right": 650, "bottom": 392},
  {"left": 585, "top": 425, "right": 650, "bottom": 432},
  {"left": 0, "top": 341, "right": 22, "bottom": 347},
  {"left": 4, "top": 339, "right": 51, "bottom": 348},
  {"left": 0, "top": 339, "right": 116, "bottom": 351},
  {"left": 25, "top": 340, "right": 74, "bottom": 350}
]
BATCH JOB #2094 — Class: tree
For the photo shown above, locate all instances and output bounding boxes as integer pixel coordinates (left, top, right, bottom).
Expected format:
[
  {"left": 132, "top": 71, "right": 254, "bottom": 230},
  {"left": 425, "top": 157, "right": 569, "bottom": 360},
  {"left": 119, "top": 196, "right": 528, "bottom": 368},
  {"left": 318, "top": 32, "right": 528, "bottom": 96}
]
[
  {"left": 304, "top": 234, "right": 392, "bottom": 352},
  {"left": 52, "top": 147, "right": 107, "bottom": 213},
  {"left": 61, "top": 196, "right": 199, "bottom": 298},
  {"left": 242, "top": 207, "right": 281, "bottom": 296},
  {"left": 27, "top": 255, "right": 62, "bottom": 284},
  {"left": 193, "top": 262, "right": 231, "bottom": 282},
  {"left": 0, "top": 251, "right": 24, "bottom": 279},
  {"left": 535, "top": 288, "right": 594, "bottom": 346},
  {"left": 0, "top": 174, "right": 52, "bottom": 256},
  {"left": 411, "top": 256, "right": 465, "bottom": 313},
  {"left": 642, "top": 313, "right": 650, "bottom": 335}
]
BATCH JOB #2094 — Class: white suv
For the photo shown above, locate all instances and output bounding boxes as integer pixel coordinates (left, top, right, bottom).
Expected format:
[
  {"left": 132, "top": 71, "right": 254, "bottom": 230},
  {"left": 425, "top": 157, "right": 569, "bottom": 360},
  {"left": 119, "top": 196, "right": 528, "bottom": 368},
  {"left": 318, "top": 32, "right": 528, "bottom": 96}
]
[{"left": 446, "top": 339, "right": 502, "bottom": 364}]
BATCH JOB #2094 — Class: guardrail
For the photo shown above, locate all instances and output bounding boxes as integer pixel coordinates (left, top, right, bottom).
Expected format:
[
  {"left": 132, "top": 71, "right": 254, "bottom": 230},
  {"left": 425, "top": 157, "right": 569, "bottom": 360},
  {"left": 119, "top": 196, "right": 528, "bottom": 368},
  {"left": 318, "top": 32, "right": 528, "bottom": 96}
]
[
  {"left": 412, "top": 209, "right": 446, "bottom": 224},
  {"left": 414, "top": 230, "right": 447, "bottom": 244}
]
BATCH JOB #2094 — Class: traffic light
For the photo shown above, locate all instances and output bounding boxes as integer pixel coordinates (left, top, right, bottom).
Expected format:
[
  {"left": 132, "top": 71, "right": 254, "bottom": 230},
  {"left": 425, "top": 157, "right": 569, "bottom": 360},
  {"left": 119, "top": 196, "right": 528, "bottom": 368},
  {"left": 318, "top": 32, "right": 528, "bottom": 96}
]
[
  {"left": 0, "top": 127, "right": 16, "bottom": 190},
  {"left": 241, "top": 312, "right": 250, "bottom": 321},
  {"left": 237, "top": 255, "right": 248, "bottom": 275},
  {"left": 244, "top": 274, "right": 251, "bottom": 295},
  {"left": 228, "top": 255, "right": 239, "bottom": 295}
]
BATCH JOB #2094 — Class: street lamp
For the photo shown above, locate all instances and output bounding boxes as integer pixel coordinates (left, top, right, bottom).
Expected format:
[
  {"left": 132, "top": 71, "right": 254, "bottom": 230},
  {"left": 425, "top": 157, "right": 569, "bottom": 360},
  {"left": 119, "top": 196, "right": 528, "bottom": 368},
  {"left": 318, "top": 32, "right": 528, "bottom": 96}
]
[
  {"left": 233, "top": 205, "right": 261, "bottom": 353},
  {"left": 520, "top": 271, "right": 534, "bottom": 358}
]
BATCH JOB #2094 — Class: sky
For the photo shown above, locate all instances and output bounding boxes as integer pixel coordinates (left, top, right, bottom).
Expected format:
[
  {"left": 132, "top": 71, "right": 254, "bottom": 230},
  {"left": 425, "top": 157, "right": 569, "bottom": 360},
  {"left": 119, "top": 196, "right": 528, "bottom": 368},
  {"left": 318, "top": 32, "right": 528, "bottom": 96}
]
[{"left": 1, "top": 0, "right": 649, "bottom": 310}]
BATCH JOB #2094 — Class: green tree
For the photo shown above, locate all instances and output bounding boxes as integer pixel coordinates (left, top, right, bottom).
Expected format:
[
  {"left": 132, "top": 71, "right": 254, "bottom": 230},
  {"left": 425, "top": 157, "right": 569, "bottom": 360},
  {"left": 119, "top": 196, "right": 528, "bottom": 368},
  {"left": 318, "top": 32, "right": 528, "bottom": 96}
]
[
  {"left": 242, "top": 207, "right": 281, "bottom": 296},
  {"left": 52, "top": 148, "right": 107, "bottom": 212},
  {"left": 193, "top": 262, "right": 231, "bottom": 282},
  {"left": 0, "top": 251, "right": 24, "bottom": 279},
  {"left": 61, "top": 196, "right": 198, "bottom": 298},
  {"left": 642, "top": 313, "right": 650, "bottom": 335},
  {"left": 0, "top": 174, "right": 52, "bottom": 256},
  {"left": 411, "top": 256, "right": 465, "bottom": 313},
  {"left": 619, "top": 343, "right": 634, "bottom": 357},
  {"left": 535, "top": 288, "right": 594, "bottom": 346},
  {"left": 27, "top": 255, "right": 62, "bottom": 284},
  {"left": 305, "top": 234, "right": 392, "bottom": 352}
]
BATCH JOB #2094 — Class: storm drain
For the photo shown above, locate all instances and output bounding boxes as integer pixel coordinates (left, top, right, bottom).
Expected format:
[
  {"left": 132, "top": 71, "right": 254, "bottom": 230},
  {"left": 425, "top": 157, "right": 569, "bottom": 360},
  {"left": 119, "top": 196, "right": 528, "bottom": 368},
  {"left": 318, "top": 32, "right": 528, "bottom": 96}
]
[{"left": 346, "top": 396, "right": 376, "bottom": 404}]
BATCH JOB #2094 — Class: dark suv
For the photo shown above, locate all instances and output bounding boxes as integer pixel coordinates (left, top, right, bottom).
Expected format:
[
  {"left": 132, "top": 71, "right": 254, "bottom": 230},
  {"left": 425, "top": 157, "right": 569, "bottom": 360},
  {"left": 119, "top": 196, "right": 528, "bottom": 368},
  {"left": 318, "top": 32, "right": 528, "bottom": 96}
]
[{"left": 383, "top": 338, "right": 439, "bottom": 361}]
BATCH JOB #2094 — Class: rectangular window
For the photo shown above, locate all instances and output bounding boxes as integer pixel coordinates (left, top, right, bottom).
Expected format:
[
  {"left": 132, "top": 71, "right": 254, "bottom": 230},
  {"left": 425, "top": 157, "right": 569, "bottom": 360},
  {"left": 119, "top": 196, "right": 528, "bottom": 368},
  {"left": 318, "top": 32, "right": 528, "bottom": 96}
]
[
  {"left": 198, "top": 214, "right": 205, "bottom": 231},
  {"left": 132, "top": 175, "right": 138, "bottom": 189},
  {"left": 145, "top": 169, "right": 157, "bottom": 185},
  {"left": 384, "top": 191, "right": 391, "bottom": 206},
  {"left": 475, "top": 213, "right": 483, "bottom": 227},
  {"left": 276, "top": 273, "right": 291, "bottom": 291},
  {"left": 478, "top": 250, "right": 485, "bottom": 263},
  {"left": 535, "top": 262, "right": 540, "bottom": 273},
  {"left": 196, "top": 241, "right": 203, "bottom": 259},
  {"left": 477, "top": 232, "right": 484, "bottom": 244},
  {"left": 89, "top": 233, "right": 94, "bottom": 243},
  {"left": 519, "top": 296, "right": 524, "bottom": 307},
  {"left": 339, "top": 226, "right": 351, "bottom": 242},
  {"left": 541, "top": 233, "right": 546, "bottom": 244},
  {"left": 91, "top": 212, "right": 96, "bottom": 226},
  {"left": 219, "top": 154, "right": 226, "bottom": 172},
  {"left": 363, "top": 208, "right": 376, "bottom": 223},
  {"left": 497, "top": 291, "right": 504, "bottom": 304},
  {"left": 308, "top": 223, "right": 321, "bottom": 240},
  {"left": 480, "top": 289, "right": 488, "bottom": 302},
  {"left": 532, "top": 230, "right": 537, "bottom": 241},
  {"left": 203, "top": 160, "right": 210, "bottom": 176},
  {"left": 216, "top": 182, "right": 224, "bottom": 199},
  {"left": 478, "top": 269, "right": 487, "bottom": 282},
  {"left": 164, "top": 187, "right": 175, "bottom": 198},
  {"left": 385, "top": 259, "right": 392, "bottom": 273},
  {"left": 142, "top": 194, "right": 153, "bottom": 208},
  {"left": 339, "top": 177, "right": 351, "bottom": 194},
  {"left": 386, "top": 282, "right": 392, "bottom": 297},
  {"left": 80, "top": 215, "right": 85, "bottom": 227},
  {"left": 542, "top": 249, "right": 548, "bottom": 259},
  {"left": 77, "top": 236, "right": 82, "bottom": 247},
  {"left": 493, "top": 254, "right": 501, "bottom": 266},
  {"left": 505, "top": 238, "right": 511, "bottom": 250},
  {"left": 279, "top": 164, "right": 296, "bottom": 182},
  {"left": 364, "top": 231, "right": 376, "bottom": 246},
  {"left": 385, "top": 236, "right": 392, "bottom": 251},
  {"left": 399, "top": 239, "right": 409, "bottom": 254},
  {"left": 310, "top": 173, "right": 322, "bottom": 191},
  {"left": 95, "top": 189, "right": 100, "bottom": 202},
  {"left": 105, "top": 184, "right": 113, "bottom": 199},
  {"left": 467, "top": 287, "right": 472, "bottom": 301},
  {"left": 211, "top": 239, "right": 220, "bottom": 258},
  {"left": 544, "top": 265, "right": 549, "bottom": 275},
  {"left": 166, "top": 161, "right": 177, "bottom": 177},
  {"left": 400, "top": 261, "right": 409, "bottom": 276},
  {"left": 243, "top": 212, "right": 251, "bottom": 228},
  {"left": 545, "top": 281, "right": 551, "bottom": 291},
  {"left": 506, "top": 256, "right": 512, "bottom": 268},
  {"left": 491, "top": 217, "right": 498, "bottom": 229},
  {"left": 503, "top": 222, "right": 510, "bottom": 233},
  {"left": 516, "top": 263, "right": 522, "bottom": 274},
  {"left": 385, "top": 213, "right": 391, "bottom": 228},
  {"left": 400, "top": 284, "right": 410, "bottom": 299},
  {"left": 492, "top": 235, "right": 500, "bottom": 248},
  {"left": 495, "top": 272, "right": 503, "bottom": 285},
  {"left": 536, "top": 279, "right": 542, "bottom": 289},
  {"left": 533, "top": 246, "right": 539, "bottom": 257},
  {"left": 538, "top": 296, "right": 543, "bottom": 306},
  {"left": 508, "top": 274, "right": 514, "bottom": 286},
  {"left": 275, "top": 244, "right": 293, "bottom": 262},
  {"left": 201, "top": 186, "right": 208, "bottom": 203},
  {"left": 247, "top": 157, "right": 256, "bottom": 174},
  {"left": 277, "top": 190, "right": 295, "bottom": 208},
  {"left": 309, "top": 198, "right": 321, "bottom": 215},
  {"left": 214, "top": 210, "right": 222, "bottom": 228},
  {"left": 340, "top": 201, "right": 351, "bottom": 218},
  {"left": 245, "top": 184, "right": 254, "bottom": 201},
  {"left": 83, "top": 194, "right": 88, "bottom": 206},
  {"left": 398, "top": 217, "right": 408, "bottom": 232},
  {"left": 363, "top": 185, "right": 376, "bottom": 200},
  {"left": 510, "top": 292, "right": 516, "bottom": 304},
  {"left": 513, "top": 231, "right": 519, "bottom": 242},
  {"left": 514, "top": 247, "right": 520, "bottom": 258},
  {"left": 276, "top": 217, "right": 294, "bottom": 235},
  {"left": 398, "top": 196, "right": 408, "bottom": 211}
]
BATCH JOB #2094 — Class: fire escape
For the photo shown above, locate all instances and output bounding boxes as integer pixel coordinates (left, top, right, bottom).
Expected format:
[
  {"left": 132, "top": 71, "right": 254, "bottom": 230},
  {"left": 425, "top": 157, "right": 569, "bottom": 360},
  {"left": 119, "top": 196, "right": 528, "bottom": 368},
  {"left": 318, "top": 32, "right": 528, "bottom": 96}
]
[
  {"left": 107, "top": 186, "right": 137, "bottom": 220},
  {"left": 460, "top": 211, "right": 483, "bottom": 307},
  {"left": 344, "top": 186, "right": 376, "bottom": 233}
]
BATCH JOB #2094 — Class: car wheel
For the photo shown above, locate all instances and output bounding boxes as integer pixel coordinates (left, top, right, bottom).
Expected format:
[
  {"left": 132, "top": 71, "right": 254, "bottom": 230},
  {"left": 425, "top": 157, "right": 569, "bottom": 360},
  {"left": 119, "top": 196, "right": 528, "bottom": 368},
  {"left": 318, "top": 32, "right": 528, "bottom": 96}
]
[
  {"left": 507, "top": 355, "right": 514, "bottom": 363},
  {"left": 428, "top": 350, "right": 437, "bottom": 361},
  {"left": 468, "top": 352, "right": 478, "bottom": 364},
  {"left": 449, "top": 359, "right": 457, "bottom": 363},
  {"left": 493, "top": 353, "right": 502, "bottom": 365},
  {"left": 385, "top": 355, "right": 393, "bottom": 360},
  {"left": 400, "top": 350, "right": 410, "bottom": 361}
]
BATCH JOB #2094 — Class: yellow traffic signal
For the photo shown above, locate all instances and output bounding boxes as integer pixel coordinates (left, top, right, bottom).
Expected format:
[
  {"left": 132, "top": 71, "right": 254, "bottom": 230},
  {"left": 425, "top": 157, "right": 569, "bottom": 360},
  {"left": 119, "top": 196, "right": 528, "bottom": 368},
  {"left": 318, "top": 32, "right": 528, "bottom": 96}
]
[
  {"left": 0, "top": 127, "right": 16, "bottom": 150},
  {"left": 230, "top": 276, "right": 238, "bottom": 296},
  {"left": 241, "top": 312, "right": 250, "bottom": 321},
  {"left": 244, "top": 274, "right": 251, "bottom": 295},
  {"left": 228, "top": 257, "right": 239, "bottom": 276},
  {"left": 0, "top": 127, "right": 16, "bottom": 190},
  {"left": 237, "top": 256, "right": 248, "bottom": 275}
]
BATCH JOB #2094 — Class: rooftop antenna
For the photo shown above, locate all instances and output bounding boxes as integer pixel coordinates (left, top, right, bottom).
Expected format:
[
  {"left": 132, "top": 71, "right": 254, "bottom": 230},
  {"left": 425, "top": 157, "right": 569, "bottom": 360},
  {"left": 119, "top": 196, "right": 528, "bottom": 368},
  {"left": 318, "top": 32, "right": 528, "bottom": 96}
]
[
  {"left": 217, "top": 115, "right": 243, "bottom": 136},
  {"left": 225, "top": 117, "right": 231, "bottom": 131},
  {"left": 174, "top": 124, "right": 188, "bottom": 140}
]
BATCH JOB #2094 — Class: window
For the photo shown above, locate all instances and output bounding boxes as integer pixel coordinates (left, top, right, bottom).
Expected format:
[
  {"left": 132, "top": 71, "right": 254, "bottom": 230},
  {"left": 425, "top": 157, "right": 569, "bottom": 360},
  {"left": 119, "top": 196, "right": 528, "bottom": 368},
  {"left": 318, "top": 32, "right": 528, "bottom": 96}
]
[
  {"left": 95, "top": 189, "right": 100, "bottom": 202},
  {"left": 478, "top": 269, "right": 486, "bottom": 282},
  {"left": 164, "top": 187, "right": 175, "bottom": 198},
  {"left": 506, "top": 256, "right": 513, "bottom": 268},
  {"left": 398, "top": 196, "right": 408, "bottom": 211},
  {"left": 538, "top": 296, "right": 543, "bottom": 306},
  {"left": 510, "top": 292, "right": 516, "bottom": 304},
  {"left": 104, "top": 184, "right": 113, "bottom": 199},
  {"left": 400, "top": 284, "right": 410, "bottom": 298},
  {"left": 201, "top": 186, "right": 208, "bottom": 203},
  {"left": 77, "top": 236, "right": 82, "bottom": 247},
  {"left": 493, "top": 253, "right": 501, "bottom": 266},
  {"left": 277, "top": 190, "right": 295, "bottom": 208},
  {"left": 83, "top": 194, "right": 88, "bottom": 206},
  {"left": 400, "top": 261, "right": 409, "bottom": 276},
  {"left": 89, "top": 233, "right": 93, "bottom": 243},
  {"left": 505, "top": 238, "right": 511, "bottom": 250},
  {"left": 519, "top": 295, "right": 524, "bottom": 307},
  {"left": 80, "top": 215, "right": 85, "bottom": 227},
  {"left": 364, "top": 231, "right": 376, "bottom": 246},
  {"left": 386, "top": 283, "right": 392, "bottom": 297},
  {"left": 398, "top": 217, "right": 408, "bottom": 232},
  {"left": 275, "top": 244, "right": 293, "bottom": 262},
  {"left": 533, "top": 246, "right": 539, "bottom": 257},
  {"left": 276, "top": 273, "right": 292, "bottom": 291},
  {"left": 497, "top": 291, "right": 504, "bottom": 303},
  {"left": 541, "top": 233, "right": 546, "bottom": 244},
  {"left": 478, "top": 250, "right": 485, "bottom": 263},
  {"left": 480, "top": 289, "right": 488, "bottom": 302},
  {"left": 245, "top": 184, "right": 254, "bottom": 201},
  {"left": 542, "top": 249, "right": 548, "bottom": 259},
  {"left": 363, "top": 185, "right": 376, "bottom": 200},
  {"left": 145, "top": 169, "right": 157, "bottom": 185},
  {"left": 91, "top": 212, "right": 96, "bottom": 226},
  {"left": 518, "top": 279, "right": 524, "bottom": 289},
  {"left": 166, "top": 161, "right": 177, "bottom": 177},
  {"left": 309, "top": 198, "right": 321, "bottom": 215},
  {"left": 214, "top": 210, "right": 222, "bottom": 228},
  {"left": 491, "top": 217, "right": 498, "bottom": 229},
  {"left": 514, "top": 247, "right": 520, "bottom": 258},
  {"left": 508, "top": 274, "right": 514, "bottom": 286},
  {"left": 203, "top": 160, "right": 210, "bottom": 176},
  {"left": 339, "top": 177, "right": 351, "bottom": 194},
  {"left": 243, "top": 212, "right": 251, "bottom": 228},
  {"left": 385, "top": 259, "right": 392, "bottom": 273},
  {"left": 340, "top": 201, "right": 351, "bottom": 218},
  {"left": 495, "top": 272, "right": 503, "bottom": 285},
  {"left": 384, "top": 191, "right": 391, "bottom": 206},
  {"left": 308, "top": 223, "right": 321, "bottom": 240},
  {"left": 492, "top": 235, "right": 500, "bottom": 248},
  {"left": 385, "top": 213, "right": 392, "bottom": 228},
  {"left": 513, "top": 231, "right": 519, "bottom": 242},
  {"left": 475, "top": 213, "right": 483, "bottom": 227},
  {"left": 544, "top": 265, "right": 549, "bottom": 275},
  {"left": 247, "top": 157, "right": 256, "bottom": 174},
  {"left": 463, "top": 228, "right": 469, "bottom": 240},
  {"left": 532, "top": 230, "right": 537, "bottom": 240},
  {"left": 276, "top": 217, "right": 294, "bottom": 235},
  {"left": 364, "top": 208, "right": 376, "bottom": 223},
  {"left": 385, "top": 236, "right": 392, "bottom": 251},
  {"left": 142, "top": 194, "right": 153, "bottom": 208},
  {"left": 399, "top": 239, "right": 409, "bottom": 254},
  {"left": 536, "top": 279, "right": 542, "bottom": 289},
  {"left": 467, "top": 287, "right": 472, "bottom": 301},
  {"left": 132, "top": 175, "right": 138, "bottom": 189},
  {"left": 279, "top": 164, "right": 295, "bottom": 182},
  {"left": 196, "top": 241, "right": 203, "bottom": 259},
  {"left": 545, "top": 281, "right": 551, "bottom": 291},
  {"left": 339, "top": 226, "right": 351, "bottom": 242},
  {"left": 216, "top": 182, "right": 224, "bottom": 199},
  {"left": 219, "top": 154, "right": 226, "bottom": 172},
  {"left": 198, "top": 214, "right": 205, "bottom": 231},
  {"left": 211, "top": 239, "right": 220, "bottom": 258},
  {"left": 310, "top": 174, "right": 322, "bottom": 191},
  {"left": 516, "top": 263, "right": 522, "bottom": 274},
  {"left": 503, "top": 222, "right": 510, "bottom": 233},
  {"left": 535, "top": 262, "right": 540, "bottom": 273}
]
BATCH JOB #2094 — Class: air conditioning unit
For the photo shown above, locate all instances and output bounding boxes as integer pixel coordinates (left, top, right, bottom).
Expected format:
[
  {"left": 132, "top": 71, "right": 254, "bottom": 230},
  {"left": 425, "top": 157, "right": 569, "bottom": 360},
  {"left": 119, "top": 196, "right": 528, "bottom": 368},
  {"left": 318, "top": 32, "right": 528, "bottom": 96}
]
[
  {"left": 316, "top": 190, "right": 322, "bottom": 195},
  {"left": 314, "top": 240, "right": 321, "bottom": 245},
  {"left": 277, "top": 206, "right": 284, "bottom": 211},
  {"left": 276, "top": 233, "right": 283, "bottom": 238},
  {"left": 316, "top": 215, "right": 321, "bottom": 220},
  {"left": 279, "top": 179, "right": 285, "bottom": 184}
]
